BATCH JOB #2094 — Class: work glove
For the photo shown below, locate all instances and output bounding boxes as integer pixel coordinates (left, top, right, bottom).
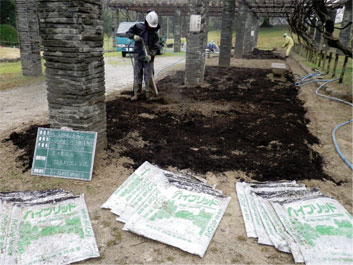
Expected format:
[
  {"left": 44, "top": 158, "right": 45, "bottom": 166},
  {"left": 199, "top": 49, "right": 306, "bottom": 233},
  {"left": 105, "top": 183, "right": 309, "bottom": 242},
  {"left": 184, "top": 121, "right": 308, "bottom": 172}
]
[
  {"left": 134, "top": 35, "right": 141, "bottom": 42},
  {"left": 145, "top": 55, "right": 151, "bottom": 62}
]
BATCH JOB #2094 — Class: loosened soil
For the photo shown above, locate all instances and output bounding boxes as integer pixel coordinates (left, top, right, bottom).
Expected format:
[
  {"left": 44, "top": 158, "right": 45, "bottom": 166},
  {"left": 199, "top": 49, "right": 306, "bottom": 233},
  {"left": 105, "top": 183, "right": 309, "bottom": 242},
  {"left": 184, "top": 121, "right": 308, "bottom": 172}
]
[
  {"left": 5, "top": 66, "right": 334, "bottom": 183},
  {"left": 243, "top": 48, "right": 284, "bottom": 60}
]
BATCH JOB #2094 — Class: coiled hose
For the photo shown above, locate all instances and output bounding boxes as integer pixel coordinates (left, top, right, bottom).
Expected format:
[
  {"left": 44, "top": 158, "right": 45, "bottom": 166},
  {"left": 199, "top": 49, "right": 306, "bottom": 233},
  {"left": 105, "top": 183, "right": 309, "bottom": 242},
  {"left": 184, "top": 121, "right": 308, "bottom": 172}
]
[{"left": 295, "top": 71, "right": 353, "bottom": 171}]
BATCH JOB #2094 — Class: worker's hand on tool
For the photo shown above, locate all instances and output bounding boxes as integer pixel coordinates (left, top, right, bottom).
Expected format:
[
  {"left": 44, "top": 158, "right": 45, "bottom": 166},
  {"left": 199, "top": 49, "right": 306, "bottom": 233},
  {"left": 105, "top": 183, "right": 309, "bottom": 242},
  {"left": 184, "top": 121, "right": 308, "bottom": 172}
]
[
  {"left": 134, "top": 35, "right": 141, "bottom": 42},
  {"left": 145, "top": 55, "right": 151, "bottom": 62}
]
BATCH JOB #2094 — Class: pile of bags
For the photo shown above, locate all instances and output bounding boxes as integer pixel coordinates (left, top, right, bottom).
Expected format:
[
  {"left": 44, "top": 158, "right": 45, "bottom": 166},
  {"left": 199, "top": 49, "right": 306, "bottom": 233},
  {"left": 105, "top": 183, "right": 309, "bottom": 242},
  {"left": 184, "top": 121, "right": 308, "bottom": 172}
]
[
  {"left": 0, "top": 190, "right": 99, "bottom": 265},
  {"left": 102, "top": 161, "right": 231, "bottom": 257},
  {"left": 236, "top": 181, "right": 353, "bottom": 265}
]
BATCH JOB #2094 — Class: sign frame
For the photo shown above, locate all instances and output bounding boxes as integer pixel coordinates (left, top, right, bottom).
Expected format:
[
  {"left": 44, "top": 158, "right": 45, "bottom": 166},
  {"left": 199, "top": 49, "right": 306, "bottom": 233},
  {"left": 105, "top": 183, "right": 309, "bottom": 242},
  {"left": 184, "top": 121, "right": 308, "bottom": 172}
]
[
  {"left": 190, "top": 15, "right": 201, "bottom": 33},
  {"left": 31, "top": 127, "right": 97, "bottom": 181}
]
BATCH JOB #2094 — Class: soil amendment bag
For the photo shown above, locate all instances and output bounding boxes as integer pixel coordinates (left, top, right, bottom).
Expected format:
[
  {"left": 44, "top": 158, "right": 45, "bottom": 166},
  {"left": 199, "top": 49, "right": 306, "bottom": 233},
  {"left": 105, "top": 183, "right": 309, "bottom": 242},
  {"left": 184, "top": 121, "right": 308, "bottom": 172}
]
[
  {"left": 0, "top": 190, "right": 99, "bottom": 265},
  {"left": 236, "top": 182, "right": 353, "bottom": 264},
  {"left": 102, "top": 161, "right": 231, "bottom": 257}
]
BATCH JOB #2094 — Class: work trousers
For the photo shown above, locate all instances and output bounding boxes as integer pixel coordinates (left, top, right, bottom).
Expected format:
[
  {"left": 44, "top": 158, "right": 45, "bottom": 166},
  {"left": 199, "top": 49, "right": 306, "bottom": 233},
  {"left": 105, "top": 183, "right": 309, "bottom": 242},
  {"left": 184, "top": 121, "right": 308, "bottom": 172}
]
[
  {"left": 286, "top": 45, "right": 293, "bottom": 57},
  {"left": 133, "top": 55, "right": 154, "bottom": 92}
]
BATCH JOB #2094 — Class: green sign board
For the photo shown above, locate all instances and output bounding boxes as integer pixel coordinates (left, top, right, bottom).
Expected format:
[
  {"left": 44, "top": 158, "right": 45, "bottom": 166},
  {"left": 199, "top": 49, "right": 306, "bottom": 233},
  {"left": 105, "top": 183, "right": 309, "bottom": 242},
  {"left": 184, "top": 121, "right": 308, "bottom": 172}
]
[{"left": 31, "top": 127, "right": 97, "bottom": 181}]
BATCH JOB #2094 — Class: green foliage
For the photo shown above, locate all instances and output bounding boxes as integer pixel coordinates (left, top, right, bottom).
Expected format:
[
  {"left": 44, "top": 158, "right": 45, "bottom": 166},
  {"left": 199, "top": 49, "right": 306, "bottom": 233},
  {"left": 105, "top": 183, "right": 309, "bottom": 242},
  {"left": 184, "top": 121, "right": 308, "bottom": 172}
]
[
  {"left": 0, "top": 24, "right": 18, "bottom": 45},
  {"left": 208, "top": 17, "right": 222, "bottom": 31},
  {"left": 261, "top": 17, "right": 272, "bottom": 28},
  {"left": 0, "top": 0, "right": 16, "bottom": 27}
]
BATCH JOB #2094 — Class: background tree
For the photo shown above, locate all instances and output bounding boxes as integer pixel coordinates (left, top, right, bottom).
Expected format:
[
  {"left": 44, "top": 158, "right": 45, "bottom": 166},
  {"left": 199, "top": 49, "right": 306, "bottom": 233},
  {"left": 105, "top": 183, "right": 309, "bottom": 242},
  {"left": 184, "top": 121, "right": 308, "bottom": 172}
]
[
  {"left": 0, "top": 0, "right": 16, "bottom": 27},
  {"left": 103, "top": 9, "right": 113, "bottom": 49},
  {"left": 286, "top": 0, "right": 352, "bottom": 57},
  {"left": 261, "top": 17, "right": 272, "bottom": 28}
]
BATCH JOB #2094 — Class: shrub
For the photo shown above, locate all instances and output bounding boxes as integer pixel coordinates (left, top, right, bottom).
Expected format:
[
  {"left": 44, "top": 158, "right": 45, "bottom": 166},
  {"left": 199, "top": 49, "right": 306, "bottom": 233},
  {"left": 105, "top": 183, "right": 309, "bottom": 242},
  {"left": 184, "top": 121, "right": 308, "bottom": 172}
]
[{"left": 0, "top": 24, "right": 18, "bottom": 46}]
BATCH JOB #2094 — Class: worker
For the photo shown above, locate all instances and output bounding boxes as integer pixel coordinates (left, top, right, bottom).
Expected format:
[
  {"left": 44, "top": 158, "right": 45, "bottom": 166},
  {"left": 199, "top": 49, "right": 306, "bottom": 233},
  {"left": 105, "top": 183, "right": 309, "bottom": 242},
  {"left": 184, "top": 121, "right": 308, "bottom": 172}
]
[
  {"left": 206, "top": 40, "right": 217, "bottom": 53},
  {"left": 127, "top": 10, "right": 160, "bottom": 101},
  {"left": 282, "top": 33, "right": 294, "bottom": 58}
]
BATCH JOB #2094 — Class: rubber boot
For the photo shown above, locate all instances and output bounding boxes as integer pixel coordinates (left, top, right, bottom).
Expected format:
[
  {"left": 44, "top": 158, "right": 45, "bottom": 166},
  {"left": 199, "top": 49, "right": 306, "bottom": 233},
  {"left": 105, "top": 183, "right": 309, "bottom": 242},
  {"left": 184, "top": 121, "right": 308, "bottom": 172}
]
[
  {"left": 149, "top": 79, "right": 156, "bottom": 95},
  {"left": 145, "top": 91, "right": 151, "bottom": 101},
  {"left": 131, "top": 84, "right": 142, "bottom": 101}
]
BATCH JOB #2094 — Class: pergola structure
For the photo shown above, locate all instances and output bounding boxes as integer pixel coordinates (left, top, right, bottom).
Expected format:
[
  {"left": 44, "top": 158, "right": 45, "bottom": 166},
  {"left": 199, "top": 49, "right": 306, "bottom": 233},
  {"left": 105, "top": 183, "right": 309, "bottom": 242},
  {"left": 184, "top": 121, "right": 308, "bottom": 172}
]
[{"left": 107, "top": 0, "right": 297, "bottom": 17}]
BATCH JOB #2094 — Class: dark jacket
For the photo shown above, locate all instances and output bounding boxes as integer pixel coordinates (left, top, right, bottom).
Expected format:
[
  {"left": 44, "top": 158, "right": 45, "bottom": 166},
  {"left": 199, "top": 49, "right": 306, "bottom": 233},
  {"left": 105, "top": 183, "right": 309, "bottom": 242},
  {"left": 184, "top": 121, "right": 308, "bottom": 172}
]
[{"left": 126, "top": 21, "right": 161, "bottom": 62}]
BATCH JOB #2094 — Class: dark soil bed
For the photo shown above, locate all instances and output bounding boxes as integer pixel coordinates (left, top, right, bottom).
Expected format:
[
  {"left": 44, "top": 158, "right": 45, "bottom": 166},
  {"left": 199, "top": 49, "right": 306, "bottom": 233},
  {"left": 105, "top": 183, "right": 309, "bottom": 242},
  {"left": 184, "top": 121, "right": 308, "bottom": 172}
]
[
  {"left": 243, "top": 48, "right": 284, "bottom": 60},
  {"left": 4, "top": 66, "right": 333, "bottom": 183}
]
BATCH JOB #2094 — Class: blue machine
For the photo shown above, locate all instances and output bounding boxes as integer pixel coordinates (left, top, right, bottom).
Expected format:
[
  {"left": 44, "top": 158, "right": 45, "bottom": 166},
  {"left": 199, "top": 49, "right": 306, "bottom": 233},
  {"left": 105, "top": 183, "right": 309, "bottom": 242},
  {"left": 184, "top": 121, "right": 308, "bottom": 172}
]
[{"left": 115, "top": 21, "right": 142, "bottom": 57}]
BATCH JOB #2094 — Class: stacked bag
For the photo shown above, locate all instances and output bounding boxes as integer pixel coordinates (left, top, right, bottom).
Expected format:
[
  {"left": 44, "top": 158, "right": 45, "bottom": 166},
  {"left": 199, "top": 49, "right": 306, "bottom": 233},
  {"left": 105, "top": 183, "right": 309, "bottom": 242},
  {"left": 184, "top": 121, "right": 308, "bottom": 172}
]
[
  {"left": 236, "top": 181, "right": 353, "bottom": 265},
  {"left": 0, "top": 190, "right": 99, "bottom": 265},
  {"left": 102, "top": 161, "right": 231, "bottom": 257}
]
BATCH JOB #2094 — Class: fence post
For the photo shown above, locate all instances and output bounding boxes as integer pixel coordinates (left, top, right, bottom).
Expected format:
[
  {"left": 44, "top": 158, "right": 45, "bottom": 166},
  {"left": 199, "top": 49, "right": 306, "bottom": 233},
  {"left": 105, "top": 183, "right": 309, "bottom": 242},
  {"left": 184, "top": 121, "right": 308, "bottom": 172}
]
[
  {"left": 332, "top": 53, "right": 339, "bottom": 77},
  {"left": 339, "top": 56, "right": 348, "bottom": 83},
  {"left": 318, "top": 51, "right": 323, "bottom": 67},
  {"left": 326, "top": 52, "right": 333, "bottom": 74},
  {"left": 322, "top": 51, "right": 328, "bottom": 70},
  {"left": 314, "top": 50, "right": 319, "bottom": 65}
]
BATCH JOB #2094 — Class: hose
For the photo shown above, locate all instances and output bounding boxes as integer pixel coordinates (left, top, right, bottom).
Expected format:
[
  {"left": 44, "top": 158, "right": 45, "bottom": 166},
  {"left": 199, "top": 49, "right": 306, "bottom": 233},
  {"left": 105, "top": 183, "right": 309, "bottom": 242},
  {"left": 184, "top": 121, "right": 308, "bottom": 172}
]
[
  {"left": 295, "top": 72, "right": 353, "bottom": 171},
  {"left": 155, "top": 56, "right": 185, "bottom": 77},
  {"left": 332, "top": 120, "right": 353, "bottom": 171}
]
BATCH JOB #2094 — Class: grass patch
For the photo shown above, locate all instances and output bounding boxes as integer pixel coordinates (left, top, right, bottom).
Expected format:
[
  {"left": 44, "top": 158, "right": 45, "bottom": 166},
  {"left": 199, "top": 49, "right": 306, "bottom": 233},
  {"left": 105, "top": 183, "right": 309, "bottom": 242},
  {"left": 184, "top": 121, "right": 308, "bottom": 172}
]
[
  {"left": 257, "top": 25, "right": 289, "bottom": 49},
  {"left": 298, "top": 55, "right": 352, "bottom": 89},
  {"left": 0, "top": 60, "right": 45, "bottom": 91},
  {"left": 104, "top": 51, "right": 121, "bottom": 58},
  {"left": 105, "top": 60, "right": 124, "bottom": 66},
  {"left": 161, "top": 51, "right": 186, "bottom": 57},
  {"left": 166, "top": 38, "right": 187, "bottom": 46},
  {"left": 207, "top": 25, "right": 289, "bottom": 48},
  {"left": 292, "top": 30, "right": 352, "bottom": 89},
  {"left": 104, "top": 34, "right": 116, "bottom": 52},
  {"left": 208, "top": 31, "right": 222, "bottom": 45}
]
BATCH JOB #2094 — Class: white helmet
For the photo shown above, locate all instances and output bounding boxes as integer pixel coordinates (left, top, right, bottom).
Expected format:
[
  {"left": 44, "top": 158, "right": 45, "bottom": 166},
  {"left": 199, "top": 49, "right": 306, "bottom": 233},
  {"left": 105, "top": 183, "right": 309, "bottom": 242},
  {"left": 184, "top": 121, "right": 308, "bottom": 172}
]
[{"left": 146, "top": 11, "right": 158, "bottom": 28}]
